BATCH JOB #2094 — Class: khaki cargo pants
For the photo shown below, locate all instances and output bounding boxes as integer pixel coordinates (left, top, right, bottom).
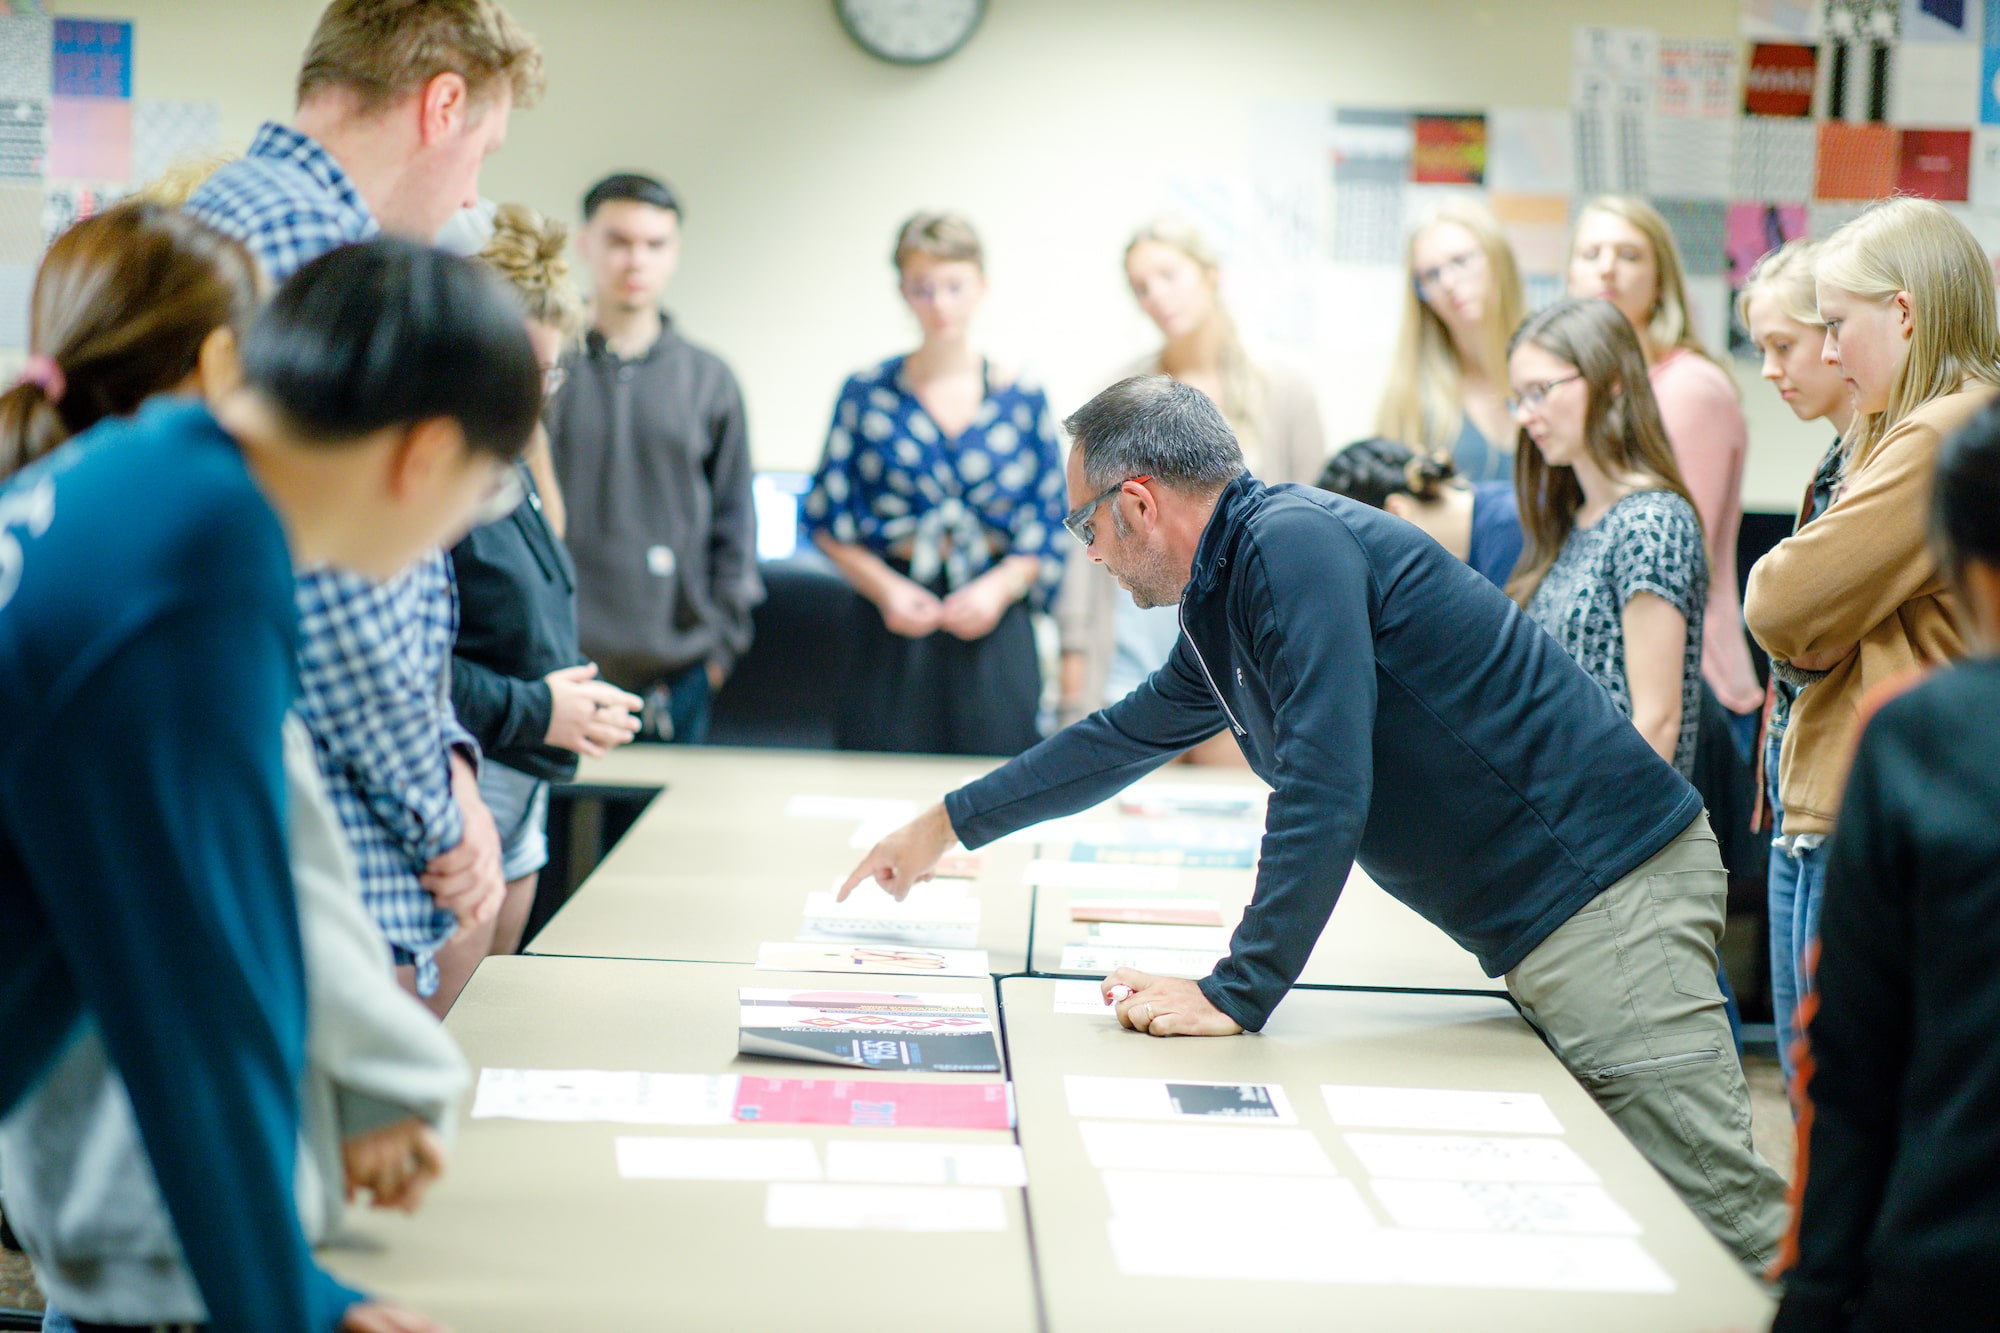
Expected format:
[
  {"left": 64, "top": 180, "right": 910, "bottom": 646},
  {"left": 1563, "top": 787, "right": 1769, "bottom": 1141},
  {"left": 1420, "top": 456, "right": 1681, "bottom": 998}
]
[{"left": 1506, "top": 813, "right": 1789, "bottom": 1274}]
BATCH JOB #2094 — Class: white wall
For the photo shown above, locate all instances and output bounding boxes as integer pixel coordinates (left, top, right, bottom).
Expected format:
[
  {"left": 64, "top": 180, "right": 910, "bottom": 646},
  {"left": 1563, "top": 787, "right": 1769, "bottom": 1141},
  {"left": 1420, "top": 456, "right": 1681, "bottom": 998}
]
[{"left": 70, "top": 0, "right": 1829, "bottom": 506}]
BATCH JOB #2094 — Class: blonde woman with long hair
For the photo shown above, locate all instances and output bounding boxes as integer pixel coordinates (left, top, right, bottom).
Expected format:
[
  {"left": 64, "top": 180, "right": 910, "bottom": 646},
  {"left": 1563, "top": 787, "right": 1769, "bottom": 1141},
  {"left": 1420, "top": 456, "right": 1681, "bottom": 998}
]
[
  {"left": 1376, "top": 201, "right": 1527, "bottom": 483},
  {"left": 1736, "top": 238, "right": 1854, "bottom": 1096},
  {"left": 1569, "top": 196, "right": 1763, "bottom": 740},
  {"left": 1745, "top": 199, "right": 2000, "bottom": 1081},
  {"left": 1057, "top": 218, "right": 1325, "bottom": 755}
]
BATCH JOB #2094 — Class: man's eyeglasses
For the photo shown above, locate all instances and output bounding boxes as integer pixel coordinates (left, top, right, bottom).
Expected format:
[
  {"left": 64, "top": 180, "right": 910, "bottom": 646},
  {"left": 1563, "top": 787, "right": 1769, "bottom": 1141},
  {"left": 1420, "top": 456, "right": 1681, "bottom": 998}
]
[
  {"left": 1063, "top": 475, "right": 1152, "bottom": 546},
  {"left": 1505, "top": 373, "right": 1583, "bottom": 417}
]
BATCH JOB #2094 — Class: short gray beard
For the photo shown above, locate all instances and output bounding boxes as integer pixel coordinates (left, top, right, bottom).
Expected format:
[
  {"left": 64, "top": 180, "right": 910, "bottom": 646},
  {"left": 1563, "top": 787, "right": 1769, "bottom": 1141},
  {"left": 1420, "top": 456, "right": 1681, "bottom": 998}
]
[{"left": 1111, "top": 509, "right": 1183, "bottom": 609}]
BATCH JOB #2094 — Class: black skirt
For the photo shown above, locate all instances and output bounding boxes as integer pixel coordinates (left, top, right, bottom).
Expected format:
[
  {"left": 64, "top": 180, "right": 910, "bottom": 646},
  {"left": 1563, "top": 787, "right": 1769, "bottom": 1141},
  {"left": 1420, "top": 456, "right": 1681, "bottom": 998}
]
[{"left": 836, "top": 569, "right": 1043, "bottom": 757}]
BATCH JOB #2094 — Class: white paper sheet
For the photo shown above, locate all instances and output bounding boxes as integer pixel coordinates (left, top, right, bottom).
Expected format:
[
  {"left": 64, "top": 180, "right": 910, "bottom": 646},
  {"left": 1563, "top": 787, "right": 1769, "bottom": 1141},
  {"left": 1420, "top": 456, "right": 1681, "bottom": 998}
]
[
  {"left": 1733, "top": 115, "right": 1818, "bottom": 203},
  {"left": 764, "top": 1183, "right": 1006, "bottom": 1232},
  {"left": 471, "top": 1069, "right": 737, "bottom": 1125},
  {"left": 1489, "top": 107, "right": 1575, "bottom": 195},
  {"left": 1058, "top": 944, "right": 1225, "bottom": 978},
  {"left": 1087, "top": 923, "right": 1232, "bottom": 951},
  {"left": 755, "top": 941, "right": 990, "bottom": 978},
  {"left": 1370, "top": 1179, "right": 1640, "bottom": 1236},
  {"left": 1079, "top": 1121, "right": 1336, "bottom": 1175},
  {"left": 1087, "top": 820, "right": 1263, "bottom": 851},
  {"left": 614, "top": 1136, "right": 822, "bottom": 1181},
  {"left": 1321, "top": 1086, "right": 1564, "bottom": 1135},
  {"left": 846, "top": 818, "right": 905, "bottom": 849},
  {"left": 1116, "top": 783, "right": 1267, "bottom": 818},
  {"left": 824, "top": 1140, "right": 1027, "bottom": 1187},
  {"left": 1064, "top": 1075, "right": 1298, "bottom": 1124},
  {"left": 1067, "top": 897, "right": 1222, "bottom": 926},
  {"left": 1051, "top": 979, "right": 1121, "bottom": 1016},
  {"left": 1101, "top": 1170, "right": 1374, "bottom": 1230},
  {"left": 1020, "top": 859, "right": 1181, "bottom": 891},
  {"left": 1108, "top": 1226, "right": 1673, "bottom": 1292},
  {"left": 784, "top": 795, "right": 917, "bottom": 823},
  {"left": 1572, "top": 25, "right": 1658, "bottom": 195},
  {"left": 1891, "top": 41, "right": 1981, "bottom": 127},
  {"left": 1971, "top": 129, "right": 2000, "bottom": 209},
  {"left": 799, "top": 880, "right": 981, "bottom": 949},
  {"left": 994, "top": 816, "right": 1111, "bottom": 845},
  {"left": 1344, "top": 1133, "right": 1599, "bottom": 1183}
]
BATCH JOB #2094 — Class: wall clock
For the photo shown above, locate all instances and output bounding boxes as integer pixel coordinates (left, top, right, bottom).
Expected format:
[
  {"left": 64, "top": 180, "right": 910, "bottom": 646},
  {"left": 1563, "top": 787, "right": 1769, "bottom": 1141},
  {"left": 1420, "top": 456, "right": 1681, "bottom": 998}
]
[{"left": 835, "top": 0, "right": 986, "bottom": 65}]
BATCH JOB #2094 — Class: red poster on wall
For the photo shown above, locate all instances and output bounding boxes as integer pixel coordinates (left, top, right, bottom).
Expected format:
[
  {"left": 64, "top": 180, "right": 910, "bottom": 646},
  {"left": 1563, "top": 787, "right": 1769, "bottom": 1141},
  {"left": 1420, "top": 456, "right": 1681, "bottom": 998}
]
[
  {"left": 1897, "top": 129, "right": 1972, "bottom": 202},
  {"left": 1744, "top": 43, "right": 1818, "bottom": 117},
  {"left": 1412, "top": 114, "right": 1487, "bottom": 185}
]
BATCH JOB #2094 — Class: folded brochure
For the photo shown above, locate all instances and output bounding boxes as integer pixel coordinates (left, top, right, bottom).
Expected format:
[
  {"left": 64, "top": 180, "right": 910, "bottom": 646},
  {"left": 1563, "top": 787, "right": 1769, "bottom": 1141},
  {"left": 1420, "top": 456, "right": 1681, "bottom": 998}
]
[{"left": 738, "top": 988, "right": 1001, "bottom": 1073}]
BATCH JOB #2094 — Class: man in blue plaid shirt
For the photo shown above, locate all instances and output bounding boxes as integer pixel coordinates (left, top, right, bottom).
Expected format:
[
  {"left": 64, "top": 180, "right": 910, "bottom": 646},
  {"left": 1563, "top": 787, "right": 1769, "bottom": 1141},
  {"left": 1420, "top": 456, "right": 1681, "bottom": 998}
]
[{"left": 187, "top": 0, "right": 543, "bottom": 1008}]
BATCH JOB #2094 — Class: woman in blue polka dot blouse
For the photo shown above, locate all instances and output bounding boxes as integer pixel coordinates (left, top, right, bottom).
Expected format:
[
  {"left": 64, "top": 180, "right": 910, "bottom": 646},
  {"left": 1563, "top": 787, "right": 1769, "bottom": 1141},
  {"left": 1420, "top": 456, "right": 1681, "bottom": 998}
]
[{"left": 804, "top": 212, "right": 1068, "bottom": 755}]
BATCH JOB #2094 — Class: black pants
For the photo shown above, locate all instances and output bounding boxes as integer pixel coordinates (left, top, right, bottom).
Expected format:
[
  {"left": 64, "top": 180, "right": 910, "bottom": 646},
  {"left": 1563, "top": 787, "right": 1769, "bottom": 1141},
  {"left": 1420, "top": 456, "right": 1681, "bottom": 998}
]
[{"left": 837, "top": 580, "right": 1042, "bottom": 757}]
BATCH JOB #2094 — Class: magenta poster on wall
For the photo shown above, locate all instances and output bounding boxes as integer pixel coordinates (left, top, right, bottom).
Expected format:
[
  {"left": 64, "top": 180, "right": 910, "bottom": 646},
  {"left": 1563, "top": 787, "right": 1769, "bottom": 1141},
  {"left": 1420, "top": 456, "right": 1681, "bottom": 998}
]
[{"left": 1724, "top": 201, "right": 1808, "bottom": 358}]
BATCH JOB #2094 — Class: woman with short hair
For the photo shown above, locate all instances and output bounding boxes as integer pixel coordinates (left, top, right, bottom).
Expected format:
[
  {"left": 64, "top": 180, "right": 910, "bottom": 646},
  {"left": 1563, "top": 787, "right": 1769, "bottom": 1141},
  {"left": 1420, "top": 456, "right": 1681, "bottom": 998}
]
[{"left": 804, "top": 212, "right": 1068, "bottom": 756}]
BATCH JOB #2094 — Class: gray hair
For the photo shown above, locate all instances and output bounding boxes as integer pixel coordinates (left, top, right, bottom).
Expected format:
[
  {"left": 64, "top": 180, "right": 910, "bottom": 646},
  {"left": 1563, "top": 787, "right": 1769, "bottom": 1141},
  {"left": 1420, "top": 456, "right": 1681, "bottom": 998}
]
[{"left": 1064, "top": 375, "right": 1245, "bottom": 492}]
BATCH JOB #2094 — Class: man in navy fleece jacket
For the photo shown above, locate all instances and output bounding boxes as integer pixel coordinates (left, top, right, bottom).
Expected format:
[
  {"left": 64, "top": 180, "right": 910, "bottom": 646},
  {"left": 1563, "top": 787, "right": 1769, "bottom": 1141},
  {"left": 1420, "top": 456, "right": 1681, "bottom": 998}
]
[{"left": 845, "top": 375, "right": 1789, "bottom": 1271}]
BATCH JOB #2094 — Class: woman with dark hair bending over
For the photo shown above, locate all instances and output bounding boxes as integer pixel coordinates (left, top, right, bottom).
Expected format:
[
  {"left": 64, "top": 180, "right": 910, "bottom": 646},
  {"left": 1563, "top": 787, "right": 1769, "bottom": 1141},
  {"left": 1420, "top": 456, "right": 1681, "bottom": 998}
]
[{"left": 1317, "top": 437, "right": 1522, "bottom": 589}]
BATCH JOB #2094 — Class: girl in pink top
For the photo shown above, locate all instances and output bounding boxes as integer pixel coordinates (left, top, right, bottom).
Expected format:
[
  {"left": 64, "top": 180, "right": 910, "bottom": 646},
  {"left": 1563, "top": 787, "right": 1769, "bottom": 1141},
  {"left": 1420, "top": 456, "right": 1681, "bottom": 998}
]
[{"left": 1569, "top": 197, "right": 1763, "bottom": 742}]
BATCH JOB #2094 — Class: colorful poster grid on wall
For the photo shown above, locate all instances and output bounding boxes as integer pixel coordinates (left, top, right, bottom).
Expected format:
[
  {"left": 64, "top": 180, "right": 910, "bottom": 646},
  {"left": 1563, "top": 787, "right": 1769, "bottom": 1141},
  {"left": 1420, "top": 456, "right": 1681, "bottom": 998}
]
[
  {"left": 0, "top": 15, "right": 224, "bottom": 360},
  {"left": 1308, "top": 10, "right": 2000, "bottom": 363}
]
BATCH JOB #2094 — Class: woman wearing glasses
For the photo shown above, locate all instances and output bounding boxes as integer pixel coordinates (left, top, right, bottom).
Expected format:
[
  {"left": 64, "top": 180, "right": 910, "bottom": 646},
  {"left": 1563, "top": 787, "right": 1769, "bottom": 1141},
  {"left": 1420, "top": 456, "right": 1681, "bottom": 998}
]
[
  {"left": 1506, "top": 297, "right": 1709, "bottom": 783},
  {"left": 804, "top": 212, "right": 1068, "bottom": 756},
  {"left": 447, "top": 203, "right": 643, "bottom": 1003},
  {"left": 1568, "top": 196, "right": 1762, "bottom": 748},
  {"left": 1376, "top": 202, "right": 1528, "bottom": 485},
  {"left": 1057, "top": 218, "right": 1324, "bottom": 739}
]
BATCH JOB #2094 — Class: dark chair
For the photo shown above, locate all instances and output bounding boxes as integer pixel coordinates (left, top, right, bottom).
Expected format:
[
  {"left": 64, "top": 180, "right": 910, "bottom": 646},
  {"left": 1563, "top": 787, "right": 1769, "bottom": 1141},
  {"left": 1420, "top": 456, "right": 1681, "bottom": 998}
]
[{"left": 707, "top": 553, "right": 865, "bottom": 750}]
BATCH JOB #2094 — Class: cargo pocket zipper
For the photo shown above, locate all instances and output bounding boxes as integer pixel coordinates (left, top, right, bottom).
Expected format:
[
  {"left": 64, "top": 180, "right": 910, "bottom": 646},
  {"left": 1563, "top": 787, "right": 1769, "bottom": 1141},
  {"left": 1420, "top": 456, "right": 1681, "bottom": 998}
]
[{"left": 1591, "top": 1049, "right": 1723, "bottom": 1081}]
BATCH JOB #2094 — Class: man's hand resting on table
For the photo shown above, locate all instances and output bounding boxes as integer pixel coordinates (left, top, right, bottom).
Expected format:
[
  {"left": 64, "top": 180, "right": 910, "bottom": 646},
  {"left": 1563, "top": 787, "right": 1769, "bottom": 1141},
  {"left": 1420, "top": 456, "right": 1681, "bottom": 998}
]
[
  {"left": 839, "top": 802, "right": 958, "bottom": 901},
  {"left": 420, "top": 754, "right": 505, "bottom": 929},
  {"left": 1103, "top": 968, "right": 1244, "bottom": 1037}
]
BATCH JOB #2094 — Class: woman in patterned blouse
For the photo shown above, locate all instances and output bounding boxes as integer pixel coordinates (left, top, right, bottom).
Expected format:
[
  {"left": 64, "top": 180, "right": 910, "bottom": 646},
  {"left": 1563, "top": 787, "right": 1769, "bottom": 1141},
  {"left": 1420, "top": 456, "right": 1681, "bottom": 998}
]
[
  {"left": 804, "top": 212, "right": 1068, "bottom": 755},
  {"left": 1505, "top": 297, "right": 1709, "bottom": 780}
]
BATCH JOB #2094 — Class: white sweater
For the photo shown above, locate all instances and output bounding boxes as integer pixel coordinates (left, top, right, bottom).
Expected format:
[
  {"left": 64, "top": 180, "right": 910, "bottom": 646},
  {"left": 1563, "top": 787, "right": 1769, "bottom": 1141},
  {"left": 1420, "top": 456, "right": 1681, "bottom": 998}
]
[{"left": 0, "top": 716, "right": 469, "bottom": 1323}]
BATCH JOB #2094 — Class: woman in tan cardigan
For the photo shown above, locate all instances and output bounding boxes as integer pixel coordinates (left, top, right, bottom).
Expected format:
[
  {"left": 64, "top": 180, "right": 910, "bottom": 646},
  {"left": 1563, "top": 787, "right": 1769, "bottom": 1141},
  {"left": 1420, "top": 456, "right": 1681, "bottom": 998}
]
[
  {"left": 1745, "top": 197, "right": 2000, "bottom": 1075},
  {"left": 1057, "top": 218, "right": 1325, "bottom": 752}
]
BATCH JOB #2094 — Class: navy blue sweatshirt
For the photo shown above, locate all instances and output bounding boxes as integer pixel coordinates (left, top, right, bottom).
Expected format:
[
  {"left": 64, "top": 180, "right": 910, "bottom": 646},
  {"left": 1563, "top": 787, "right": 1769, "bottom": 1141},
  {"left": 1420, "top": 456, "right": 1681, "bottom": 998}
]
[
  {"left": 1776, "top": 659, "right": 2000, "bottom": 1332},
  {"left": 0, "top": 400, "right": 360, "bottom": 1331},
  {"left": 450, "top": 463, "right": 583, "bottom": 782},
  {"left": 947, "top": 475, "right": 1701, "bottom": 1030}
]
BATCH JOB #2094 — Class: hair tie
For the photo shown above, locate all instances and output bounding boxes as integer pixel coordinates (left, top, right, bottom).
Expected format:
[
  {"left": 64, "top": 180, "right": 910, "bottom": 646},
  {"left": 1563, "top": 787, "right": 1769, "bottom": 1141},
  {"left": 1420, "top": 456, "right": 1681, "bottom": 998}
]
[{"left": 15, "top": 354, "right": 65, "bottom": 406}]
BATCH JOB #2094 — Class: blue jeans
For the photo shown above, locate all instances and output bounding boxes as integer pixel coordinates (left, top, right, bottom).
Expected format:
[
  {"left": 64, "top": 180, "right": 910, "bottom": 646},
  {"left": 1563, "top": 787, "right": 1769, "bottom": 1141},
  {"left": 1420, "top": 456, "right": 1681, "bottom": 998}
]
[
  {"left": 641, "top": 661, "right": 712, "bottom": 745},
  {"left": 1766, "top": 735, "right": 1830, "bottom": 1098}
]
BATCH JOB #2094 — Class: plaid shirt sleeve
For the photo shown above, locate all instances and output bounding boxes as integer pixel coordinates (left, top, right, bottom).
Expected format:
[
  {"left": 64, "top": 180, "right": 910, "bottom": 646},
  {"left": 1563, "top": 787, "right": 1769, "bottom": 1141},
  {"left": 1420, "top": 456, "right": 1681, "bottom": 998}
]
[
  {"left": 181, "top": 124, "right": 380, "bottom": 284},
  {"left": 293, "top": 552, "right": 467, "bottom": 870}
]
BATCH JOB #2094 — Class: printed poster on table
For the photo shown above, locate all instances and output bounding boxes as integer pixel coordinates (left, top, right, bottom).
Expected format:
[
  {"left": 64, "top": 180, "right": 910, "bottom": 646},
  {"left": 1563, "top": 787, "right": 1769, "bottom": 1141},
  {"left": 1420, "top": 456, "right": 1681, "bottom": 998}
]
[{"left": 736, "top": 988, "right": 1002, "bottom": 1073}]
